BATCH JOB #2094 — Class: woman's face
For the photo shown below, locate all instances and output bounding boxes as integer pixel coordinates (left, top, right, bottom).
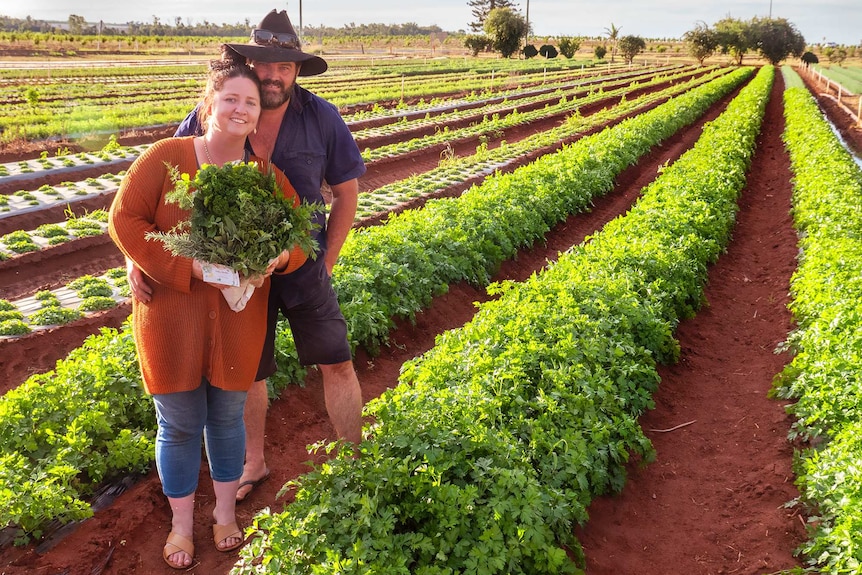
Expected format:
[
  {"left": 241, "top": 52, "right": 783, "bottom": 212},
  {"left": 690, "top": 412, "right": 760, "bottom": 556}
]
[{"left": 208, "top": 76, "right": 261, "bottom": 138}]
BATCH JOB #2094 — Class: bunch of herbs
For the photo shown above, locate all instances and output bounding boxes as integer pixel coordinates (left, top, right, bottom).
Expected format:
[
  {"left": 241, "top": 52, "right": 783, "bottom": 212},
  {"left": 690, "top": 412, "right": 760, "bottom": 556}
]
[{"left": 148, "top": 161, "right": 319, "bottom": 278}]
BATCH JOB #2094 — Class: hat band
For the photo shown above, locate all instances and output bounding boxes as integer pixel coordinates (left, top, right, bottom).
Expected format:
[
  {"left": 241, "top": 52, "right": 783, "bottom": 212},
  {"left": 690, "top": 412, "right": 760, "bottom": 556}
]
[{"left": 252, "top": 29, "right": 301, "bottom": 50}]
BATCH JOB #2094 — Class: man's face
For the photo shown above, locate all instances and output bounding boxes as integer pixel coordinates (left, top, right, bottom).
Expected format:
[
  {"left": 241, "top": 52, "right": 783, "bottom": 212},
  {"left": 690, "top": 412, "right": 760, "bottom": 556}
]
[{"left": 249, "top": 60, "right": 300, "bottom": 109}]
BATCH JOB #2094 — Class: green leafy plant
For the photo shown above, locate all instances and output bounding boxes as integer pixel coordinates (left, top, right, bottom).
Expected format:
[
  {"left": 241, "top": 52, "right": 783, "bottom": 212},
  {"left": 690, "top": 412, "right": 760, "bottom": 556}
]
[
  {"left": 34, "top": 290, "right": 60, "bottom": 305},
  {"left": 28, "top": 306, "right": 83, "bottom": 326},
  {"left": 0, "top": 309, "right": 24, "bottom": 322},
  {"left": 0, "top": 319, "right": 31, "bottom": 335},
  {"left": 68, "top": 275, "right": 113, "bottom": 298},
  {"left": 0, "top": 319, "right": 30, "bottom": 336},
  {"left": 79, "top": 296, "right": 118, "bottom": 312},
  {"left": 34, "top": 223, "right": 69, "bottom": 238},
  {"left": 0, "top": 230, "right": 39, "bottom": 254},
  {"left": 146, "top": 162, "right": 321, "bottom": 278}
]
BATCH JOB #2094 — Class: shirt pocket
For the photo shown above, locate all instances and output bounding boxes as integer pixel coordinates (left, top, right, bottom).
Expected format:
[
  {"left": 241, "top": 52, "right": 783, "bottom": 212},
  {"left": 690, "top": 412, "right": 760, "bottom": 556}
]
[{"left": 281, "top": 150, "right": 327, "bottom": 204}]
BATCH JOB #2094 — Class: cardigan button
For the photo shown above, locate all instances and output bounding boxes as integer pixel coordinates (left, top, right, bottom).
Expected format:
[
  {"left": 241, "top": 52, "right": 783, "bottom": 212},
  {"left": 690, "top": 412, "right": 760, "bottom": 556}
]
[{"left": 209, "top": 311, "right": 217, "bottom": 319}]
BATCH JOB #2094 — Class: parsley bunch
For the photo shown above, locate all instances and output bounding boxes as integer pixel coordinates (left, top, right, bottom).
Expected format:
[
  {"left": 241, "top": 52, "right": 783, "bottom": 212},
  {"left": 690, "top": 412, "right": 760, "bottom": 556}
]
[{"left": 148, "top": 161, "right": 319, "bottom": 277}]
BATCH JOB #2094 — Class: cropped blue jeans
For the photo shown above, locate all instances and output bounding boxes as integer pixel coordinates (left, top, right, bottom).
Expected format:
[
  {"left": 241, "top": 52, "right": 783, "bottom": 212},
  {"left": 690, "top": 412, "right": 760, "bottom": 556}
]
[{"left": 152, "top": 378, "right": 247, "bottom": 498}]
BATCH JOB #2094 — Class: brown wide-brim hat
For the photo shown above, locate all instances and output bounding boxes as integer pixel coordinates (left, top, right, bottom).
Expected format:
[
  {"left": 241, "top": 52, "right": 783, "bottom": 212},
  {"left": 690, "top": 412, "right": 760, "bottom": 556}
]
[{"left": 225, "top": 9, "right": 327, "bottom": 76}]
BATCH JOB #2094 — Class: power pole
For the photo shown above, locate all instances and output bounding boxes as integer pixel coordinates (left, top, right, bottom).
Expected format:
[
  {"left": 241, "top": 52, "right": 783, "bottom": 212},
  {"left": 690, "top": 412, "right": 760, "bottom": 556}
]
[
  {"left": 525, "top": 0, "right": 530, "bottom": 47},
  {"left": 287, "top": 2, "right": 303, "bottom": 38}
]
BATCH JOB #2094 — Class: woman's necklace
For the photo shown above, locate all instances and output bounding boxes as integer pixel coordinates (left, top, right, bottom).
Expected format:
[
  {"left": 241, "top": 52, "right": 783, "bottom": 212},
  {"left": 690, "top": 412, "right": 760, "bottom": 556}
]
[
  {"left": 202, "top": 138, "right": 244, "bottom": 165},
  {"left": 202, "top": 138, "right": 216, "bottom": 165}
]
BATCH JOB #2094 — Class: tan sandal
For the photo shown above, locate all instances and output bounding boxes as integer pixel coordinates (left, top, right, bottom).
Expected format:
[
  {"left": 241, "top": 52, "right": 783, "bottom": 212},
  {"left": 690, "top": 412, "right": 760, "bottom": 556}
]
[
  {"left": 213, "top": 521, "right": 244, "bottom": 552},
  {"left": 163, "top": 531, "right": 194, "bottom": 569}
]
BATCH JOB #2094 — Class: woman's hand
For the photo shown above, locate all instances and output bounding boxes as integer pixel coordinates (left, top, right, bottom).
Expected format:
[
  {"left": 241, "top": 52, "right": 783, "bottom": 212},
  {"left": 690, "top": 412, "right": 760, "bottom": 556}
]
[
  {"left": 247, "top": 251, "right": 288, "bottom": 288},
  {"left": 126, "top": 258, "right": 153, "bottom": 303},
  {"left": 194, "top": 260, "right": 239, "bottom": 289},
  {"left": 270, "top": 249, "right": 291, "bottom": 274}
]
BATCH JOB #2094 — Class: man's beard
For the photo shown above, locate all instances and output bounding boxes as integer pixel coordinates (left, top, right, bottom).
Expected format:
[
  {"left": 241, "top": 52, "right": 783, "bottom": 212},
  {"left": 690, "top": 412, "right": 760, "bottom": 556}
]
[{"left": 260, "top": 79, "right": 295, "bottom": 109}]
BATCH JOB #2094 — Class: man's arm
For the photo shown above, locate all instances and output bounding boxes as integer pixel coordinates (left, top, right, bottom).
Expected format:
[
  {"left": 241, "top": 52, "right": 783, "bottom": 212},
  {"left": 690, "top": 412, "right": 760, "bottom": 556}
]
[{"left": 324, "top": 178, "right": 359, "bottom": 275}]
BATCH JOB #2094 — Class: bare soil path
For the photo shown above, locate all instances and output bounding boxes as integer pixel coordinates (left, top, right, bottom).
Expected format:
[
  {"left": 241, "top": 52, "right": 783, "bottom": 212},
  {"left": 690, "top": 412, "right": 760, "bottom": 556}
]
[{"left": 1, "top": 67, "right": 861, "bottom": 575}]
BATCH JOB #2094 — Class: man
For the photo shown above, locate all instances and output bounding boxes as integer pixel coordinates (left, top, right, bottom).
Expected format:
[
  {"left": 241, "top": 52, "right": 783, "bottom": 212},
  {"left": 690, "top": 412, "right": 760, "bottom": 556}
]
[{"left": 129, "top": 9, "right": 366, "bottom": 502}]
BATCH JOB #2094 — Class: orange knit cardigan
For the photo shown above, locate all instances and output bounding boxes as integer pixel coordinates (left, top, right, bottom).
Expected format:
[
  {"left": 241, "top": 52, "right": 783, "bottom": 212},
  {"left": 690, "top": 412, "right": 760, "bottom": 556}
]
[{"left": 108, "top": 137, "right": 308, "bottom": 394}]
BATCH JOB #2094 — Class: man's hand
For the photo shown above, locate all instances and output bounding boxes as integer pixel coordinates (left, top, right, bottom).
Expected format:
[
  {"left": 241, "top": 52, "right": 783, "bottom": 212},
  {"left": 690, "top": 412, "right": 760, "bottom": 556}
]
[{"left": 126, "top": 258, "right": 153, "bottom": 303}]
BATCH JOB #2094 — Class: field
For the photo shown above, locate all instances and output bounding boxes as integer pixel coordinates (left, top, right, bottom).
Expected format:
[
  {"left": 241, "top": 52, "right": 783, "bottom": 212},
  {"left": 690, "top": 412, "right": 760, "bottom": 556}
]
[{"left": 1, "top": 54, "right": 862, "bottom": 575}]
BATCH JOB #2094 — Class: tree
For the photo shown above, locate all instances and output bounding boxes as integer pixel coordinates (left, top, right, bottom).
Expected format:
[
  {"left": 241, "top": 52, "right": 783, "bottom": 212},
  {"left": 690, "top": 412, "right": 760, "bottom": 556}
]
[
  {"left": 825, "top": 46, "right": 848, "bottom": 65},
  {"left": 749, "top": 17, "right": 805, "bottom": 65},
  {"left": 683, "top": 21, "right": 719, "bottom": 65},
  {"left": 618, "top": 35, "right": 646, "bottom": 64},
  {"left": 463, "top": 33, "right": 492, "bottom": 55},
  {"left": 483, "top": 7, "right": 528, "bottom": 58},
  {"left": 714, "top": 17, "right": 751, "bottom": 65},
  {"left": 558, "top": 37, "right": 580, "bottom": 59},
  {"left": 604, "top": 22, "right": 621, "bottom": 63},
  {"left": 594, "top": 45, "right": 607, "bottom": 60},
  {"left": 67, "top": 14, "right": 87, "bottom": 35},
  {"left": 468, "top": 0, "right": 518, "bottom": 33}
]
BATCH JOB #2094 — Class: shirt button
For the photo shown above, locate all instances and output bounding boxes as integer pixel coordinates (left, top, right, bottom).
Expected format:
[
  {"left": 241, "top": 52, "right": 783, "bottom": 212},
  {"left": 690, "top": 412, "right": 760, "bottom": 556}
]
[{"left": 209, "top": 311, "right": 217, "bottom": 319}]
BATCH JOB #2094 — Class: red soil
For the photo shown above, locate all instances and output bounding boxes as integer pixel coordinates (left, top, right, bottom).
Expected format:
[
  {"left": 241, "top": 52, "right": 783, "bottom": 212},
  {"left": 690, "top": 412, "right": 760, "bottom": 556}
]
[{"left": 1, "top": 67, "right": 861, "bottom": 575}]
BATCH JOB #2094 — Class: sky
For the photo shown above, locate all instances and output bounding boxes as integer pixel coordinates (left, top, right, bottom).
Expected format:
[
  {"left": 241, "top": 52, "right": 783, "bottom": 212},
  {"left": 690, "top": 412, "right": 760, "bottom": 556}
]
[{"left": 2, "top": 0, "right": 859, "bottom": 45}]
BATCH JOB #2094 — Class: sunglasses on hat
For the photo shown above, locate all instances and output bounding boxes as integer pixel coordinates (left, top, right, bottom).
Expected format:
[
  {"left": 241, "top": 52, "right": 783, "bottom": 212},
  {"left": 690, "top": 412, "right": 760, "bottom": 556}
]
[{"left": 251, "top": 29, "right": 300, "bottom": 50}]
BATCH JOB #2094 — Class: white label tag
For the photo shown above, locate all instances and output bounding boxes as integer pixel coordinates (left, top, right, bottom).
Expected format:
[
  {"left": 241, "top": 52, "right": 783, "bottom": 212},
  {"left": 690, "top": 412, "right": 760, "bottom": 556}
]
[{"left": 201, "top": 262, "right": 240, "bottom": 287}]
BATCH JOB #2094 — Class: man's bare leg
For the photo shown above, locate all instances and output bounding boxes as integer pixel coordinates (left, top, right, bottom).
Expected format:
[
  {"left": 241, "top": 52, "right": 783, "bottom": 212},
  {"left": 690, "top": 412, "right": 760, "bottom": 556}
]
[
  {"left": 236, "top": 378, "right": 269, "bottom": 501},
  {"left": 318, "top": 360, "right": 363, "bottom": 445}
]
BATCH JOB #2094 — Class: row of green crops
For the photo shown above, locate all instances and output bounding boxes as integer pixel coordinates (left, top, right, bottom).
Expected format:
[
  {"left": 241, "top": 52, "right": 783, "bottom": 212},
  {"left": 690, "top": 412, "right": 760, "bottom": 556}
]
[
  {"left": 771, "top": 76, "right": 862, "bottom": 573},
  {"left": 341, "top": 63, "right": 666, "bottom": 124},
  {"left": 0, "top": 66, "right": 732, "bottom": 342},
  {"left": 809, "top": 64, "right": 862, "bottom": 94},
  {"left": 0, "top": 59, "right": 638, "bottom": 143},
  {"left": 0, "top": 67, "right": 718, "bottom": 265},
  {"left": 351, "top": 65, "right": 686, "bottom": 142},
  {"left": 0, "top": 78, "right": 203, "bottom": 107},
  {"left": 359, "top": 66, "right": 709, "bottom": 162},
  {"left": 353, "top": 67, "right": 732, "bottom": 218},
  {"left": 232, "top": 65, "right": 774, "bottom": 575},
  {"left": 0, "top": 268, "right": 129, "bottom": 337},
  {"left": 327, "top": 66, "right": 751, "bottom": 357},
  {"left": 0, "top": 66, "right": 753, "bottom": 543},
  {"left": 0, "top": 324, "right": 151, "bottom": 543},
  {"left": 0, "top": 66, "right": 661, "bottom": 186}
]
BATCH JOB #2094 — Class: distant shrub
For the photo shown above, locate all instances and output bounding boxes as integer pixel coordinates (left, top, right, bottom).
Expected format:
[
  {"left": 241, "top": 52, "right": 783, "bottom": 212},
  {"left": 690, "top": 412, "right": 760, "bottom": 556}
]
[
  {"left": 539, "top": 44, "right": 558, "bottom": 58},
  {"left": 558, "top": 37, "right": 580, "bottom": 58},
  {"left": 801, "top": 51, "right": 819, "bottom": 64},
  {"left": 463, "top": 34, "right": 491, "bottom": 56}
]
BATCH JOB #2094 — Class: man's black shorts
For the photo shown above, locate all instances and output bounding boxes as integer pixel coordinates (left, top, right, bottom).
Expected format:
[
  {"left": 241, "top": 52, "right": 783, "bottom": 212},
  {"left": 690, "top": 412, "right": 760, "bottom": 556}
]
[{"left": 255, "top": 268, "right": 352, "bottom": 381}]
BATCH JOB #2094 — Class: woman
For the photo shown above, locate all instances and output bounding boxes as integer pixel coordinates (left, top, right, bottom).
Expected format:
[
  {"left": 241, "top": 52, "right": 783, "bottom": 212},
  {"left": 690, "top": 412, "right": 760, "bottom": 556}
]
[{"left": 108, "top": 59, "right": 307, "bottom": 569}]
